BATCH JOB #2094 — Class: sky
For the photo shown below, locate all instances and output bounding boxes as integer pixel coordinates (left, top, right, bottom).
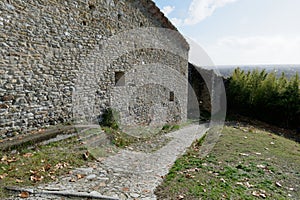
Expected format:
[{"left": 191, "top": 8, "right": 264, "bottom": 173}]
[{"left": 153, "top": 0, "right": 300, "bottom": 66}]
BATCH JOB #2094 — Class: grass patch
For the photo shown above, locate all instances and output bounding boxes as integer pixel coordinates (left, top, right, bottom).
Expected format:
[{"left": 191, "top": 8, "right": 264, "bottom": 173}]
[
  {"left": 102, "top": 127, "right": 139, "bottom": 148},
  {"left": 155, "top": 125, "right": 300, "bottom": 199},
  {"left": 160, "top": 124, "right": 181, "bottom": 134},
  {"left": 102, "top": 122, "right": 183, "bottom": 150},
  {"left": 0, "top": 136, "right": 92, "bottom": 198}
]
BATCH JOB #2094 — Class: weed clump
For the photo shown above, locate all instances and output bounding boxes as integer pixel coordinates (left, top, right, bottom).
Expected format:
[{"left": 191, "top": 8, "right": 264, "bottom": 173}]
[
  {"left": 100, "top": 108, "right": 119, "bottom": 130},
  {"left": 161, "top": 124, "right": 180, "bottom": 134}
]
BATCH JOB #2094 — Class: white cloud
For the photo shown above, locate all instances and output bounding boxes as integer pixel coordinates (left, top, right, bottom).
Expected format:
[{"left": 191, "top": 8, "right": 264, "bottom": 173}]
[
  {"left": 184, "top": 0, "right": 238, "bottom": 25},
  {"left": 161, "top": 5, "right": 175, "bottom": 17},
  {"left": 170, "top": 18, "right": 183, "bottom": 27},
  {"left": 206, "top": 36, "right": 300, "bottom": 65}
]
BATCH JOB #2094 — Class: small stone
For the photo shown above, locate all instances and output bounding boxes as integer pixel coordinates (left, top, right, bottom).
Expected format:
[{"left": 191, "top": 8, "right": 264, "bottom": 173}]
[
  {"left": 86, "top": 174, "right": 97, "bottom": 180},
  {"left": 98, "top": 177, "right": 109, "bottom": 181},
  {"left": 6, "top": 132, "right": 16, "bottom": 138},
  {"left": 90, "top": 191, "right": 101, "bottom": 196},
  {"left": 260, "top": 193, "right": 266, "bottom": 198},
  {"left": 130, "top": 193, "right": 140, "bottom": 198},
  {"left": 11, "top": 150, "right": 18, "bottom": 154},
  {"left": 99, "top": 182, "right": 106, "bottom": 187},
  {"left": 275, "top": 182, "right": 282, "bottom": 187},
  {"left": 257, "top": 164, "right": 266, "bottom": 169},
  {"left": 6, "top": 4, "right": 15, "bottom": 10},
  {"left": 73, "top": 167, "right": 93, "bottom": 175}
]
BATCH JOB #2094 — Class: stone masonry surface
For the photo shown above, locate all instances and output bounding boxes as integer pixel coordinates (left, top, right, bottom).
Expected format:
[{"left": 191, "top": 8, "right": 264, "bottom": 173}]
[{"left": 0, "top": 0, "right": 189, "bottom": 138}]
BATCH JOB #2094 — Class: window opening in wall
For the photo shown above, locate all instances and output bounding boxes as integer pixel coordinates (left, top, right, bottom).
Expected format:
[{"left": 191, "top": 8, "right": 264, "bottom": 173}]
[
  {"left": 89, "top": 4, "right": 95, "bottom": 11},
  {"left": 115, "top": 71, "right": 125, "bottom": 86},
  {"left": 118, "top": 13, "right": 122, "bottom": 20},
  {"left": 170, "top": 91, "right": 174, "bottom": 102}
]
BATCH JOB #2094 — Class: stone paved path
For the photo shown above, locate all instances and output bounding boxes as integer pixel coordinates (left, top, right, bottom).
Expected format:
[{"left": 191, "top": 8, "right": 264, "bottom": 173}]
[{"left": 8, "top": 124, "right": 208, "bottom": 200}]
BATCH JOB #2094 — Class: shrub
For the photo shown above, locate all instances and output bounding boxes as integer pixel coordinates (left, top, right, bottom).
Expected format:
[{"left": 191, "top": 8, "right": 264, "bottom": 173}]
[{"left": 100, "top": 108, "right": 119, "bottom": 130}]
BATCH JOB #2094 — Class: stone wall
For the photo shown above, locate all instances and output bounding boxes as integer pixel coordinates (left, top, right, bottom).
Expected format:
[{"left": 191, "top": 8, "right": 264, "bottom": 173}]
[
  {"left": 0, "top": 0, "right": 189, "bottom": 138},
  {"left": 188, "top": 63, "right": 212, "bottom": 119}
]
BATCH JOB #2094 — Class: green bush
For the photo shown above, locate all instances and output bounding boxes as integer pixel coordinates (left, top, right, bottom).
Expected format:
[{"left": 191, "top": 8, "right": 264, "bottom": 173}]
[
  {"left": 227, "top": 68, "right": 300, "bottom": 129},
  {"left": 100, "top": 108, "right": 119, "bottom": 130}
]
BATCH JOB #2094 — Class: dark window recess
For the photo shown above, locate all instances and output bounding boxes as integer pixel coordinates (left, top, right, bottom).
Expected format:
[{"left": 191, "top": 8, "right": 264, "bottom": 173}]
[
  {"left": 89, "top": 4, "right": 95, "bottom": 11},
  {"left": 170, "top": 91, "right": 175, "bottom": 102},
  {"left": 115, "top": 72, "right": 125, "bottom": 86},
  {"left": 82, "top": 21, "right": 87, "bottom": 26},
  {"left": 118, "top": 13, "right": 122, "bottom": 20},
  {"left": 140, "top": 22, "right": 144, "bottom": 27}
]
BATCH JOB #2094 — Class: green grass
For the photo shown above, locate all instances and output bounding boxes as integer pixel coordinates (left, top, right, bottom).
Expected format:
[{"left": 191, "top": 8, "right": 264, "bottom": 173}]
[
  {"left": 155, "top": 125, "right": 300, "bottom": 199},
  {"left": 102, "top": 123, "right": 183, "bottom": 149},
  {"left": 102, "top": 126, "right": 140, "bottom": 148},
  {"left": 161, "top": 124, "right": 181, "bottom": 134},
  {"left": 0, "top": 136, "right": 92, "bottom": 198}
]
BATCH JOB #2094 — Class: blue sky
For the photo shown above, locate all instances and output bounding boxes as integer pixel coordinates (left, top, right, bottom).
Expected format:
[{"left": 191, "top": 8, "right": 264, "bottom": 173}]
[{"left": 153, "top": 0, "right": 300, "bottom": 65}]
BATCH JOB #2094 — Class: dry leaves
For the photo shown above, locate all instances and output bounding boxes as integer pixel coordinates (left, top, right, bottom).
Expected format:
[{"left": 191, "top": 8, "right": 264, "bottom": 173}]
[
  {"left": 76, "top": 174, "right": 85, "bottom": 179},
  {"left": 44, "top": 164, "right": 51, "bottom": 171},
  {"left": 1, "top": 155, "right": 18, "bottom": 164},
  {"left": 252, "top": 190, "right": 267, "bottom": 198},
  {"left": 1, "top": 155, "right": 8, "bottom": 162},
  {"left": 236, "top": 181, "right": 254, "bottom": 188},
  {"left": 185, "top": 173, "right": 195, "bottom": 179},
  {"left": 19, "top": 191, "right": 29, "bottom": 198},
  {"left": 0, "top": 173, "right": 8, "bottom": 179},
  {"left": 16, "top": 179, "right": 24, "bottom": 183},
  {"left": 30, "top": 174, "right": 44, "bottom": 182},
  {"left": 29, "top": 169, "right": 44, "bottom": 182},
  {"left": 54, "top": 162, "right": 69, "bottom": 170},
  {"left": 23, "top": 153, "right": 34, "bottom": 158}
]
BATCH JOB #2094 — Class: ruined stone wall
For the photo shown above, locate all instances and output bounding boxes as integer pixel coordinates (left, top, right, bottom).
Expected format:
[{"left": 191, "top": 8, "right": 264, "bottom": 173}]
[
  {"left": 188, "top": 63, "right": 212, "bottom": 119},
  {"left": 0, "top": 0, "right": 189, "bottom": 137}
]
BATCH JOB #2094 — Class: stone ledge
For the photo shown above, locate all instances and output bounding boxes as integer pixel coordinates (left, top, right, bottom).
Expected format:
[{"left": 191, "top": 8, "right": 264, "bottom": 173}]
[
  {"left": 5, "top": 186, "right": 119, "bottom": 200},
  {"left": 0, "top": 125, "right": 76, "bottom": 152}
]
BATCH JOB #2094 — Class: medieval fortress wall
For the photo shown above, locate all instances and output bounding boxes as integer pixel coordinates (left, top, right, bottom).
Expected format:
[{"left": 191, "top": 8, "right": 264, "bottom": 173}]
[{"left": 0, "top": 0, "right": 189, "bottom": 137}]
